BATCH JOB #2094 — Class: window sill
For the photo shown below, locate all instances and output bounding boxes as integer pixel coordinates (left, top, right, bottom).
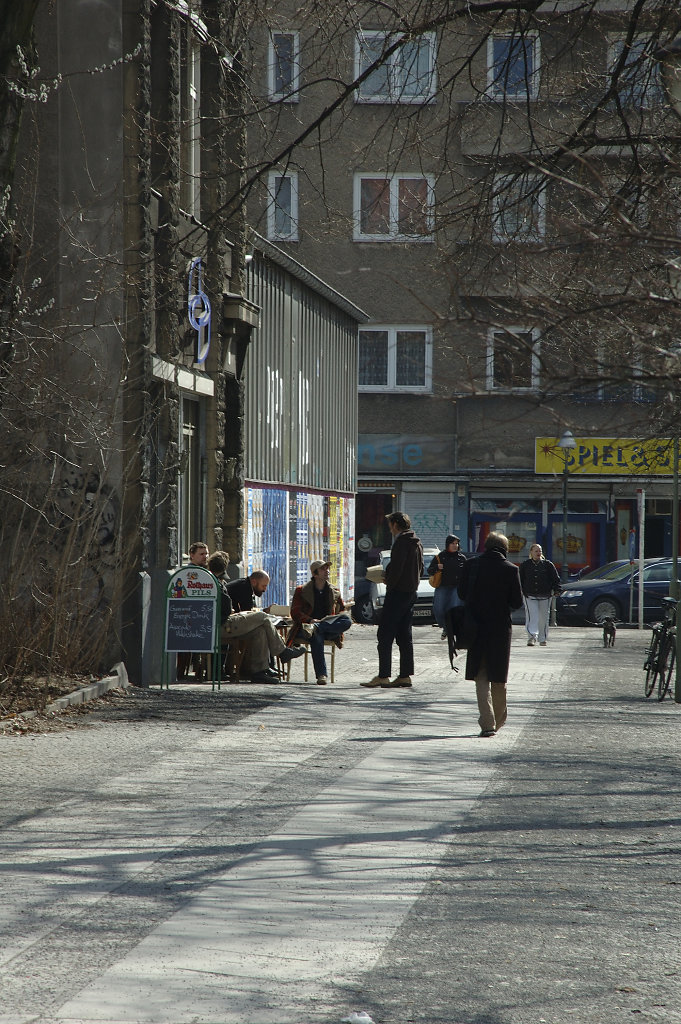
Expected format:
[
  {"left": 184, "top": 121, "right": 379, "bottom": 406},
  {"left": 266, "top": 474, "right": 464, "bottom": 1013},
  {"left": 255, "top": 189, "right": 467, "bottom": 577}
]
[
  {"left": 359, "top": 387, "right": 433, "bottom": 395},
  {"left": 353, "top": 235, "right": 434, "bottom": 244}
]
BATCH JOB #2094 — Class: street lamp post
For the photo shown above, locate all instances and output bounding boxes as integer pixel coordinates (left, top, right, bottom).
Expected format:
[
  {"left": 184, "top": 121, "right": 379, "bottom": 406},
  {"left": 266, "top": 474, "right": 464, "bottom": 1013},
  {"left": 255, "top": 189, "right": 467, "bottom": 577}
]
[
  {"left": 655, "top": 40, "right": 681, "bottom": 703},
  {"left": 558, "top": 430, "right": 578, "bottom": 583}
]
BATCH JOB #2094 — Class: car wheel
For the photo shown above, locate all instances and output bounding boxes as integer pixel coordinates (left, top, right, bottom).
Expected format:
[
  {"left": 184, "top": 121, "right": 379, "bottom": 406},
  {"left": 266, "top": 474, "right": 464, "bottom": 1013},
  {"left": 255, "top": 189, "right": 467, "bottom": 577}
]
[
  {"left": 589, "top": 597, "right": 621, "bottom": 623},
  {"left": 353, "top": 595, "right": 375, "bottom": 624}
]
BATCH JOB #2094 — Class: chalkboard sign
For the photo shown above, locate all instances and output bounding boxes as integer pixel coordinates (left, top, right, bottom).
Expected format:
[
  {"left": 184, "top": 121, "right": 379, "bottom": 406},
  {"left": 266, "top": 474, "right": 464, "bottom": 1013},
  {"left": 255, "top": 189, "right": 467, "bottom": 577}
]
[
  {"left": 163, "top": 566, "right": 220, "bottom": 661},
  {"left": 165, "top": 598, "right": 216, "bottom": 653}
]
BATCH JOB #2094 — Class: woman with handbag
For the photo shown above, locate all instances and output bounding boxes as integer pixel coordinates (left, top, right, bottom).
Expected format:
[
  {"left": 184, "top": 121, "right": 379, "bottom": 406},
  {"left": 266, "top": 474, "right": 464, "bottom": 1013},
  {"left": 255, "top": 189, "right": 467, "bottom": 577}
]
[{"left": 427, "top": 535, "right": 467, "bottom": 637}]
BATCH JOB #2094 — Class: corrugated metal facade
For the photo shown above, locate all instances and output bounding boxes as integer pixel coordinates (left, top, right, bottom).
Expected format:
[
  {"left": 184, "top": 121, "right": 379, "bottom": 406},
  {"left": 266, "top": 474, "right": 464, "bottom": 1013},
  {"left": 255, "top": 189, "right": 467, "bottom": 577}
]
[
  {"left": 241, "top": 244, "right": 365, "bottom": 604},
  {"left": 245, "top": 254, "right": 358, "bottom": 493}
]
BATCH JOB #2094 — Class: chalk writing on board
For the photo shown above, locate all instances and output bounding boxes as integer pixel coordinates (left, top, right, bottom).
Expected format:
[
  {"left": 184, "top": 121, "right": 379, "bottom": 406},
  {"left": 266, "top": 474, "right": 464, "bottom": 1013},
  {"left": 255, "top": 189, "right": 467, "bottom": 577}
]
[{"left": 165, "top": 599, "right": 216, "bottom": 653}]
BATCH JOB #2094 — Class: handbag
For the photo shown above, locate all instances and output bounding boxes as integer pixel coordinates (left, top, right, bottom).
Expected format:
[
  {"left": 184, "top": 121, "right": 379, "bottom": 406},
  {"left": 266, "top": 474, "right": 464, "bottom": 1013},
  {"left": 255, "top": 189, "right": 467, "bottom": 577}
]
[{"left": 428, "top": 568, "right": 442, "bottom": 589}]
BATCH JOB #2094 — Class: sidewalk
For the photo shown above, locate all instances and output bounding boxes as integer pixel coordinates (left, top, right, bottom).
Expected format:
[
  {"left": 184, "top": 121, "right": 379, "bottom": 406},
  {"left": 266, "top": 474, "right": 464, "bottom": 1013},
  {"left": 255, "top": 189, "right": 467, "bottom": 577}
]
[{"left": 0, "top": 625, "right": 679, "bottom": 1024}]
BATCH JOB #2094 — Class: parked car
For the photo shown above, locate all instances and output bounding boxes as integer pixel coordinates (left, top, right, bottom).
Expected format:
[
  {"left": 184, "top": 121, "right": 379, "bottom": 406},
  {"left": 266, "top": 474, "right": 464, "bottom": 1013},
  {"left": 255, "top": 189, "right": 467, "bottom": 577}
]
[
  {"left": 571, "top": 560, "right": 629, "bottom": 582},
  {"left": 352, "top": 576, "right": 375, "bottom": 624},
  {"left": 366, "top": 548, "right": 440, "bottom": 625},
  {"left": 556, "top": 558, "right": 678, "bottom": 623}
]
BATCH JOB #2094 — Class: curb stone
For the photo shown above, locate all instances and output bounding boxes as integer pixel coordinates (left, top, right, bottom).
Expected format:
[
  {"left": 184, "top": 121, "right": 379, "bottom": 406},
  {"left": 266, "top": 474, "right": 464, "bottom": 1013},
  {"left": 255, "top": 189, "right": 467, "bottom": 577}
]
[{"left": 0, "top": 662, "right": 130, "bottom": 732}]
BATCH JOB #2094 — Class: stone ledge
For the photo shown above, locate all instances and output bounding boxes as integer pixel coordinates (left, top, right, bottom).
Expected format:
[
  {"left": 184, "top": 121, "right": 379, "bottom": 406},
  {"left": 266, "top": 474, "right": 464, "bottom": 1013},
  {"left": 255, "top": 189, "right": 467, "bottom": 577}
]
[{"left": 1, "top": 662, "right": 130, "bottom": 731}]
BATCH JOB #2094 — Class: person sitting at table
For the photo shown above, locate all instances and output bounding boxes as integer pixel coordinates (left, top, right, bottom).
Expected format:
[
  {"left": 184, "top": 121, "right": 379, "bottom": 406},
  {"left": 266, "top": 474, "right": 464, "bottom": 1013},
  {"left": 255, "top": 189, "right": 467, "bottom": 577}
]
[
  {"left": 289, "top": 560, "right": 352, "bottom": 686},
  {"left": 211, "top": 558, "right": 303, "bottom": 683}
]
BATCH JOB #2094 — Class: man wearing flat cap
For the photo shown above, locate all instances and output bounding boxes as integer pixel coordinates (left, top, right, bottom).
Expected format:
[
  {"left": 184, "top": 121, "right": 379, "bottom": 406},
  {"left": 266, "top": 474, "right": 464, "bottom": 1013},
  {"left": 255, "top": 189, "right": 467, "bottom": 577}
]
[{"left": 289, "top": 561, "right": 352, "bottom": 685}]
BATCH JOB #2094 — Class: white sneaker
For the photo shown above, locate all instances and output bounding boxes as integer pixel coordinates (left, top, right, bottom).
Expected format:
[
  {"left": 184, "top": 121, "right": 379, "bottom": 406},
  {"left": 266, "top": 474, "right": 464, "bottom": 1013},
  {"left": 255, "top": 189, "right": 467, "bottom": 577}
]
[
  {"left": 316, "top": 675, "right": 328, "bottom": 685},
  {"left": 527, "top": 636, "right": 537, "bottom": 646}
]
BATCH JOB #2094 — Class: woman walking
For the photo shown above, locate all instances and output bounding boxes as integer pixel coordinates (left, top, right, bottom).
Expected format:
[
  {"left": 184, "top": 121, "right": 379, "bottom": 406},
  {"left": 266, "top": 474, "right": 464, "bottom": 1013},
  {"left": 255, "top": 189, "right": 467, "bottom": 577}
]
[
  {"left": 427, "top": 535, "right": 467, "bottom": 637},
  {"left": 519, "top": 543, "right": 562, "bottom": 647}
]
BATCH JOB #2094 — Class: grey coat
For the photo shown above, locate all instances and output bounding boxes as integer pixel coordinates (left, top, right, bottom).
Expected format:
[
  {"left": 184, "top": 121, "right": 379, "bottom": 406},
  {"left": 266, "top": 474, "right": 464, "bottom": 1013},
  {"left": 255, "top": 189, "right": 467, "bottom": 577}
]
[{"left": 458, "top": 547, "right": 523, "bottom": 684}]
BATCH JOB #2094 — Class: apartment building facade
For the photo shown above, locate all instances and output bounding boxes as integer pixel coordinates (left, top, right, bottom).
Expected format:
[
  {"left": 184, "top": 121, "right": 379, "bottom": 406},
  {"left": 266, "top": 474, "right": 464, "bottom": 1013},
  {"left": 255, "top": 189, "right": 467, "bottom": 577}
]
[{"left": 248, "top": 2, "right": 681, "bottom": 578}]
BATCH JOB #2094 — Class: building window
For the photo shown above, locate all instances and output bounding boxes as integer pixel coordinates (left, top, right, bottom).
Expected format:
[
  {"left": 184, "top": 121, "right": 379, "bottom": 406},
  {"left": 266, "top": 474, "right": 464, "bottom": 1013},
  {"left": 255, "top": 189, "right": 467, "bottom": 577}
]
[
  {"left": 268, "top": 31, "right": 300, "bottom": 101},
  {"left": 608, "top": 36, "right": 662, "bottom": 110},
  {"left": 492, "top": 173, "right": 546, "bottom": 243},
  {"left": 266, "top": 171, "right": 298, "bottom": 240},
  {"left": 180, "top": 31, "right": 201, "bottom": 218},
  {"left": 356, "top": 31, "right": 436, "bottom": 103},
  {"left": 359, "top": 326, "right": 432, "bottom": 392},
  {"left": 486, "top": 327, "right": 540, "bottom": 391},
  {"left": 354, "top": 174, "right": 434, "bottom": 241},
  {"left": 487, "top": 32, "right": 540, "bottom": 100}
]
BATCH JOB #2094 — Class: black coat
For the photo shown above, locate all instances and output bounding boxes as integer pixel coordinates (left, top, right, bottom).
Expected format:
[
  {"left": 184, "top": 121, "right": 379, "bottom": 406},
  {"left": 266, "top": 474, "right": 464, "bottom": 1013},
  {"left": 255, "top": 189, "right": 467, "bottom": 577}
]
[
  {"left": 519, "top": 557, "right": 561, "bottom": 598},
  {"left": 458, "top": 547, "right": 523, "bottom": 684},
  {"left": 427, "top": 549, "right": 467, "bottom": 587},
  {"left": 225, "top": 576, "right": 255, "bottom": 612},
  {"left": 385, "top": 529, "right": 424, "bottom": 594}
]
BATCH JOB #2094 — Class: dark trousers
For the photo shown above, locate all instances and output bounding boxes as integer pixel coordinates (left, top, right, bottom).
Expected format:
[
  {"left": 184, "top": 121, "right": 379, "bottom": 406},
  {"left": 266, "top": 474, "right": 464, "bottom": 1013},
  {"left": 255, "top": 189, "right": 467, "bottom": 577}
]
[{"left": 377, "top": 589, "right": 416, "bottom": 679}]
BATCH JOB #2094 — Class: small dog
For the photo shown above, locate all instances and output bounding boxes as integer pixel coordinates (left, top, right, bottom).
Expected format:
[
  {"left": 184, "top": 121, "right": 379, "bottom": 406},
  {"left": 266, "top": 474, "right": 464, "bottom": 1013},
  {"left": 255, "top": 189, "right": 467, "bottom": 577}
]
[{"left": 602, "top": 617, "right": 616, "bottom": 648}]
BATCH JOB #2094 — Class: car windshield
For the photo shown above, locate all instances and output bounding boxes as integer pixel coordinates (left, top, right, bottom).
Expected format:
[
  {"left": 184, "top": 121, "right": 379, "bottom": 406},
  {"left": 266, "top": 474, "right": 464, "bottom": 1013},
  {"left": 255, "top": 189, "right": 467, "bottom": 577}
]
[
  {"left": 578, "top": 561, "right": 625, "bottom": 580},
  {"left": 594, "top": 563, "right": 636, "bottom": 581}
]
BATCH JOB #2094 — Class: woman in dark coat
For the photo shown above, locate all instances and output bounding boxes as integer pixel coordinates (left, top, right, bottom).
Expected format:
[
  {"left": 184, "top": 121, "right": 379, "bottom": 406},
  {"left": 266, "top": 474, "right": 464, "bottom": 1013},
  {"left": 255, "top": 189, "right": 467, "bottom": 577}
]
[
  {"left": 457, "top": 531, "right": 523, "bottom": 738},
  {"left": 427, "top": 535, "right": 467, "bottom": 634}
]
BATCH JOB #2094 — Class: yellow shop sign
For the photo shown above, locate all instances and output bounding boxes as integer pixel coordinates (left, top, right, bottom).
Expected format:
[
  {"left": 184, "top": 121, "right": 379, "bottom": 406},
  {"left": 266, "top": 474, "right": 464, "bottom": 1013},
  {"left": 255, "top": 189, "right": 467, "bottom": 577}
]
[{"left": 535, "top": 437, "right": 679, "bottom": 476}]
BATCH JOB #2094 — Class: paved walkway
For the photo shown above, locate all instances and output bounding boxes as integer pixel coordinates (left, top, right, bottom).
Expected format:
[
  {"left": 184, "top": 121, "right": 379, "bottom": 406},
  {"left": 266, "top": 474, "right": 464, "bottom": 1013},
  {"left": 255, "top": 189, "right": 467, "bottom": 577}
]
[{"left": 0, "top": 625, "right": 679, "bottom": 1024}]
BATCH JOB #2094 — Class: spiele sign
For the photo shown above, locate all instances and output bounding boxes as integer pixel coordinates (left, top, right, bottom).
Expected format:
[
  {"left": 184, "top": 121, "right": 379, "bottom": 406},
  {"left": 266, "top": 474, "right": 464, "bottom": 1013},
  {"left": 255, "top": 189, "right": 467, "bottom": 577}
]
[{"left": 535, "top": 437, "right": 680, "bottom": 476}]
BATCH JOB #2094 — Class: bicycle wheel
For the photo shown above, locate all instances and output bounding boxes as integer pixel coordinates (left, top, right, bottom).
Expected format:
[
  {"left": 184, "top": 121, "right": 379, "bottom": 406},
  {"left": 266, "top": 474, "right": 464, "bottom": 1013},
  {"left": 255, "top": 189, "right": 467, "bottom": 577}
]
[
  {"left": 658, "top": 639, "right": 676, "bottom": 702},
  {"left": 645, "top": 630, "right": 661, "bottom": 697}
]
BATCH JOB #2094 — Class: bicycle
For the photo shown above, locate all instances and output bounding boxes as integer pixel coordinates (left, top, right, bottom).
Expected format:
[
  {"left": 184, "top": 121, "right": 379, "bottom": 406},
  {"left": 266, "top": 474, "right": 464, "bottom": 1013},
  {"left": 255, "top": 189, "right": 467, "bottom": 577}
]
[{"left": 643, "top": 596, "right": 677, "bottom": 700}]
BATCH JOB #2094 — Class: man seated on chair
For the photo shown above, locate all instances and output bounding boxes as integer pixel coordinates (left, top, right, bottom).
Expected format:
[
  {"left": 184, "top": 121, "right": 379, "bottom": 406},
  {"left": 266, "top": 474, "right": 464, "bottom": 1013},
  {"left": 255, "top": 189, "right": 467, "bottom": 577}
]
[
  {"left": 209, "top": 557, "right": 304, "bottom": 683},
  {"left": 226, "top": 569, "right": 271, "bottom": 613},
  {"left": 289, "top": 560, "right": 352, "bottom": 686}
]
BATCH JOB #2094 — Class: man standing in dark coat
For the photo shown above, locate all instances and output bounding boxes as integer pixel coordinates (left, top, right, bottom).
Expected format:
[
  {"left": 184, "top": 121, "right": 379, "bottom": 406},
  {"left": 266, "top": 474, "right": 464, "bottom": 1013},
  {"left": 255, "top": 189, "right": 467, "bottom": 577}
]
[
  {"left": 362, "top": 511, "right": 424, "bottom": 690},
  {"left": 458, "top": 531, "right": 523, "bottom": 737}
]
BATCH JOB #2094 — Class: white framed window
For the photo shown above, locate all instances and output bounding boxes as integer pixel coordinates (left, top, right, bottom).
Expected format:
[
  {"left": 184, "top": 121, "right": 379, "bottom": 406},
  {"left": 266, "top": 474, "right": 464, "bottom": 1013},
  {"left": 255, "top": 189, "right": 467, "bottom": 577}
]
[
  {"left": 492, "top": 172, "right": 546, "bottom": 243},
  {"left": 266, "top": 171, "right": 298, "bottom": 241},
  {"left": 268, "top": 31, "right": 300, "bottom": 101},
  {"left": 487, "top": 31, "right": 540, "bottom": 101},
  {"left": 595, "top": 343, "right": 652, "bottom": 403},
  {"left": 355, "top": 30, "right": 436, "bottom": 103},
  {"left": 180, "top": 32, "right": 201, "bottom": 218},
  {"left": 486, "top": 327, "right": 540, "bottom": 391},
  {"left": 359, "top": 326, "right": 432, "bottom": 393},
  {"left": 608, "top": 35, "right": 663, "bottom": 110},
  {"left": 354, "top": 173, "right": 434, "bottom": 241}
]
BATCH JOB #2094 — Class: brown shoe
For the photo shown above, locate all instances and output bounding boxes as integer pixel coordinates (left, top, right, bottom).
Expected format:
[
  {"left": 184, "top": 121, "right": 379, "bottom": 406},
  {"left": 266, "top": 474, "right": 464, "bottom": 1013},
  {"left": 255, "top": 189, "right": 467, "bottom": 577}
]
[
  {"left": 381, "top": 676, "right": 412, "bottom": 688},
  {"left": 361, "top": 676, "right": 389, "bottom": 687}
]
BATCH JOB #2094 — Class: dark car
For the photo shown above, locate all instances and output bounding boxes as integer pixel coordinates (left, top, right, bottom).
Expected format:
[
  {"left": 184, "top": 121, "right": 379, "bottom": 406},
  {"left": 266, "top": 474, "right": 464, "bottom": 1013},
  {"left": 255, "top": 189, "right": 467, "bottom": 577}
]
[
  {"left": 556, "top": 558, "right": 678, "bottom": 623},
  {"left": 571, "top": 560, "right": 629, "bottom": 582}
]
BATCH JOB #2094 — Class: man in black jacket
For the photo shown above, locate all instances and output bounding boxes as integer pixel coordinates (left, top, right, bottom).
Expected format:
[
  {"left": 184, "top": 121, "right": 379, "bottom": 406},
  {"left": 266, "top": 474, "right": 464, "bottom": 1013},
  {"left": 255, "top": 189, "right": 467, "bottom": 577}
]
[
  {"left": 226, "top": 570, "right": 270, "bottom": 612},
  {"left": 519, "top": 543, "right": 562, "bottom": 646},
  {"left": 214, "top": 561, "right": 303, "bottom": 682},
  {"left": 362, "top": 511, "right": 424, "bottom": 690}
]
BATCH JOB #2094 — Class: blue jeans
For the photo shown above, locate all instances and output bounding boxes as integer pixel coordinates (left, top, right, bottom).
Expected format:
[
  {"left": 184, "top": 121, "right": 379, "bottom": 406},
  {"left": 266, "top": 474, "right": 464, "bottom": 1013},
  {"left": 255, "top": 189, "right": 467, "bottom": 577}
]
[
  {"left": 310, "top": 613, "right": 352, "bottom": 678},
  {"left": 433, "top": 585, "right": 462, "bottom": 628},
  {"left": 377, "top": 589, "right": 416, "bottom": 679}
]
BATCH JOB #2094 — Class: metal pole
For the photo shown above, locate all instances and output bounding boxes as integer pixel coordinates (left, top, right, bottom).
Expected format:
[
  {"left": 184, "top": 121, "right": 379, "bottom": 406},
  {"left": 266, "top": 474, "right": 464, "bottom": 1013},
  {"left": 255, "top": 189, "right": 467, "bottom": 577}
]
[{"left": 561, "top": 457, "right": 569, "bottom": 582}]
